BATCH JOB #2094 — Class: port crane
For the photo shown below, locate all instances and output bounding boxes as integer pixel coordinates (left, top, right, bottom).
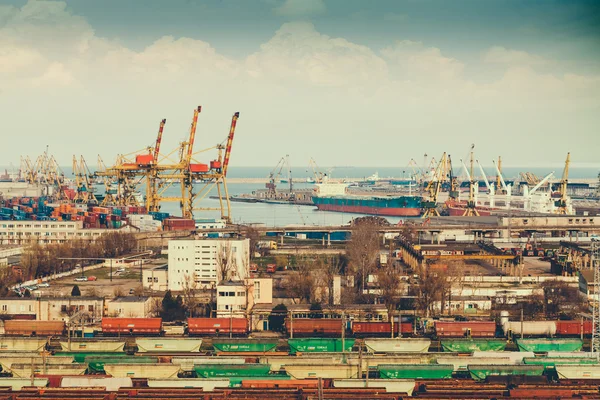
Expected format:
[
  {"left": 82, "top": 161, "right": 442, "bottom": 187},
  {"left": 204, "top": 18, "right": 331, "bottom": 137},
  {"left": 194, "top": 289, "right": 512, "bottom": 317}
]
[
  {"left": 94, "top": 106, "right": 240, "bottom": 221},
  {"left": 422, "top": 152, "right": 449, "bottom": 218},
  {"left": 308, "top": 158, "right": 329, "bottom": 184},
  {"left": 555, "top": 152, "right": 571, "bottom": 214},
  {"left": 459, "top": 145, "right": 479, "bottom": 217},
  {"left": 72, "top": 156, "right": 98, "bottom": 205}
]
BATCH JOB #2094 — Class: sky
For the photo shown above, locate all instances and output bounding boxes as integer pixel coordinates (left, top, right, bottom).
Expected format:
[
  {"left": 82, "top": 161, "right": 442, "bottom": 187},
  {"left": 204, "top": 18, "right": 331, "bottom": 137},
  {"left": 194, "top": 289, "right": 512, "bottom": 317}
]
[{"left": 1, "top": 0, "right": 599, "bottom": 170}]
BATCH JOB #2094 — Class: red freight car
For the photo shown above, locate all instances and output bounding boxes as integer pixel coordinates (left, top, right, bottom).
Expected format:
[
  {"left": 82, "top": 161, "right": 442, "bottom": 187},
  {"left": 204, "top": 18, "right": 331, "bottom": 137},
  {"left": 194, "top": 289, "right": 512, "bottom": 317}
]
[
  {"left": 3, "top": 320, "right": 65, "bottom": 336},
  {"left": 351, "top": 321, "right": 412, "bottom": 337},
  {"left": 284, "top": 318, "right": 343, "bottom": 336},
  {"left": 434, "top": 321, "right": 497, "bottom": 338},
  {"left": 101, "top": 318, "right": 163, "bottom": 335},
  {"left": 555, "top": 320, "right": 593, "bottom": 336},
  {"left": 187, "top": 318, "right": 248, "bottom": 336}
]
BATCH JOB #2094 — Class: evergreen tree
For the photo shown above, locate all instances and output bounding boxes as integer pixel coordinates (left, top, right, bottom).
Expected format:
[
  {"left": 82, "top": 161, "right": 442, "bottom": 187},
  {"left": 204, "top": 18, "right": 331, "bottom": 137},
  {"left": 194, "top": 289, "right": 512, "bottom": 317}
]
[
  {"left": 23, "top": 289, "right": 31, "bottom": 298},
  {"left": 71, "top": 285, "right": 81, "bottom": 296}
]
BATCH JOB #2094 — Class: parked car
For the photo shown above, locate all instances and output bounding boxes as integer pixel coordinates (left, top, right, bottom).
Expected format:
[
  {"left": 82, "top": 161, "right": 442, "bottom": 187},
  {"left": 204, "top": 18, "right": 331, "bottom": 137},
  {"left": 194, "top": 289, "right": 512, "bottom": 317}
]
[
  {"left": 38, "top": 282, "right": 50, "bottom": 288},
  {"left": 74, "top": 276, "right": 88, "bottom": 282},
  {"left": 87, "top": 276, "right": 97, "bottom": 281},
  {"left": 116, "top": 268, "right": 126, "bottom": 273},
  {"left": 129, "top": 288, "right": 135, "bottom": 294}
]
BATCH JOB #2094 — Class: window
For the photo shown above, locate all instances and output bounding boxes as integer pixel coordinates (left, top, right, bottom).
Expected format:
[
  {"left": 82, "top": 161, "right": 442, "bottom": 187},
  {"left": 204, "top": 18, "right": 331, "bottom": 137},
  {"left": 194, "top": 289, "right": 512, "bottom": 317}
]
[
  {"left": 237, "top": 292, "right": 244, "bottom": 297},
  {"left": 1, "top": 305, "right": 6, "bottom": 312},
  {"left": 147, "top": 277, "right": 153, "bottom": 282},
  {"left": 61, "top": 305, "right": 67, "bottom": 312},
  {"left": 154, "top": 277, "right": 158, "bottom": 282},
  {"left": 88, "top": 305, "right": 94, "bottom": 312}
]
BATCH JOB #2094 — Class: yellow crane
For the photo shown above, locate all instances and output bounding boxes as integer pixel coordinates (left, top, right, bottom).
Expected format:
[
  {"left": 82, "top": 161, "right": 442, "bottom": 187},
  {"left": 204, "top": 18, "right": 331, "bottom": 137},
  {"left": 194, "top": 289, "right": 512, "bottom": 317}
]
[
  {"left": 555, "top": 152, "right": 571, "bottom": 214},
  {"left": 422, "top": 152, "right": 448, "bottom": 218}
]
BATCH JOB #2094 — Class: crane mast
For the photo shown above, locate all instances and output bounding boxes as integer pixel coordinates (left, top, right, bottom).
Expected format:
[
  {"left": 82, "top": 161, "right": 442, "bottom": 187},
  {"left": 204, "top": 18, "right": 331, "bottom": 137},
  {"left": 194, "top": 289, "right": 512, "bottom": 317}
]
[
  {"left": 422, "top": 152, "right": 447, "bottom": 218},
  {"left": 555, "top": 152, "right": 571, "bottom": 214}
]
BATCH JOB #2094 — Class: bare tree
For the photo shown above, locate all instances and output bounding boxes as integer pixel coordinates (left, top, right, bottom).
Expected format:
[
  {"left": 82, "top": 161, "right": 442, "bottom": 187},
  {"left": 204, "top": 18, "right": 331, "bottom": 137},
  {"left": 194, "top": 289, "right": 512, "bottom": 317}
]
[
  {"left": 216, "top": 243, "right": 236, "bottom": 282},
  {"left": 346, "top": 217, "right": 381, "bottom": 298},
  {"left": 86, "top": 287, "right": 100, "bottom": 297},
  {"left": 377, "top": 264, "right": 404, "bottom": 316},
  {"left": 541, "top": 280, "right": 586, "bottom": 319},
  {"left": 245, "top": 226, "right": 260, "bottom": 260},
  {"left": 284, "top": 260, "right": 315, "bottom": 304},
  {"left": 415, "top": 265, "right": 447, "bottom": 317},
  {"left": 182, "top": 274, "right": 200, "bottom": 317},
  {"left": 113, "top": 287, "right": 125, "bottom": 297}
]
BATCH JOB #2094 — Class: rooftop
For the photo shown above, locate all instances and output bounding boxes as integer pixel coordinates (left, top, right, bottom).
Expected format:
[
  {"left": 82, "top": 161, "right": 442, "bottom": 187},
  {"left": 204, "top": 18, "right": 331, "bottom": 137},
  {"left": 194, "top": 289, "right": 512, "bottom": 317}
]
[
  {"left": 110, "top": 296, "right": 150, "bottom": 303},
  {"left": 217, "top": 280, "right": 245, "bottom": 287}
]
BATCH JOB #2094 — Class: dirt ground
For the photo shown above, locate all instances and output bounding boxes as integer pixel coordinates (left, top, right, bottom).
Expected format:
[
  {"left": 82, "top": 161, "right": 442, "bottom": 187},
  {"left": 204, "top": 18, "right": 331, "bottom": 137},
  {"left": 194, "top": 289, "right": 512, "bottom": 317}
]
[
  {"left": 522, "top": 257, "right": 553, "bottom": 277},
  {"left": 41, "top": 260, "right": 165, "bottom": 298}
]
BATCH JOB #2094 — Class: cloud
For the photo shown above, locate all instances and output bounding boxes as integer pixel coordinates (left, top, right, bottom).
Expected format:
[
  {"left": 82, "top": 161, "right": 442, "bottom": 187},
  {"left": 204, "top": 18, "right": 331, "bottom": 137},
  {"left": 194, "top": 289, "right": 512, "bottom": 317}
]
[
  {"left": 381, "top": 40, "right": 465, "bottom": 82},
  {"left": 246, "top": 22, "right": 388, "bottom": 87},
  {"left": 483, "top": 46, "right": 548, "bottom": 66},
  {"left": 274, "top": 0, "right": 326, "bottom": 18}
]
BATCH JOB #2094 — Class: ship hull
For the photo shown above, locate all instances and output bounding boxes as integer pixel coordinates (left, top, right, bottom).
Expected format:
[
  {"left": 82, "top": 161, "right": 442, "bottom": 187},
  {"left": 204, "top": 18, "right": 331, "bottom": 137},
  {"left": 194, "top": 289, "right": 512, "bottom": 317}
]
[
  {"left": 314, "top": 203, "right": 421, "bottom": 216},
  {"left": 447, "top": 206, "right": 492, "bottom": 217}
]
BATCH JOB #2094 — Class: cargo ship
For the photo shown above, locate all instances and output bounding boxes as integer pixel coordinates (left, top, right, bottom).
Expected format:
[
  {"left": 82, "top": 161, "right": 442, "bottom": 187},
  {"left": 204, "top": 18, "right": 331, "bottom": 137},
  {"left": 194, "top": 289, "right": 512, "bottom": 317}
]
[{"left": 312, "top": 183, "right": 422, "bottom": 217}]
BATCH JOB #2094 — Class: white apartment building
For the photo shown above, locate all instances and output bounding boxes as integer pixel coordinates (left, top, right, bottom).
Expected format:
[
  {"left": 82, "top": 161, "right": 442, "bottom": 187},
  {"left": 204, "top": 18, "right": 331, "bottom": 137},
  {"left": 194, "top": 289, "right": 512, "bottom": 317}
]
[
  {"left": 142, "top": 265, "right": 169, "bottom": 292},
  {"left": 168, "top": 238, "right": 250, "bottom": 290},
  {"left": 0, "top": 297, "right": 104, "bottom": 322},
  {"left": 0, "top": 220, "right": 134, "bottom": 245},
  {"left": 107, "top": 296, "right": 154, "bottom": 318},
  {"left": 216, "top": 278, "right": 273, "bottom": 318},
  {"left": 195, "top": 219, "right": 226, "bottom": 237}
]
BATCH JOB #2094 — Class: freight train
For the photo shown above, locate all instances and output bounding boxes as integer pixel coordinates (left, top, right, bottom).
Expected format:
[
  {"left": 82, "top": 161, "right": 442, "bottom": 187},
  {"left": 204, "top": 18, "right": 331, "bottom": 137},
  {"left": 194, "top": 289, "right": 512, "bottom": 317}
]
[{"left": 1, "top": 317, "right": 594, "bottom": 339}]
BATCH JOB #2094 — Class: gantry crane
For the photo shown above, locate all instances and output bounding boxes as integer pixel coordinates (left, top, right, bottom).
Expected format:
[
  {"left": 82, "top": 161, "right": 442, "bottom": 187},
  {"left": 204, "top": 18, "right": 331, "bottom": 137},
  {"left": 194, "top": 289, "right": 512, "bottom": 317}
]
[
  {"left": 72, "top": 156, "right": 98, "bottom": 205},
  {"left": 94, "top": 106, "right": 239, "bottom": 222},
  {"left": 308, "top": 158, "right": 329, "bottom": 184},
  {"left": 555, "top": 152, "right": 572, "bottom": 214},
  {"left": 422, "top": 152, "right": 449, "bottom": 218},
  {"left": 266, "top": 156, "right": 287, "bottom": 198}
]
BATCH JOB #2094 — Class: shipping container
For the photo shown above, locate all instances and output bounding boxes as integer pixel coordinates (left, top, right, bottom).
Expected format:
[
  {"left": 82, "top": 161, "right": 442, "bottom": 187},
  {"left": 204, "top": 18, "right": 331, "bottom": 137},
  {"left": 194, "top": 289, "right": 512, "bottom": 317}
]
[
  {"left": 434, "top": 321, "right": 496, "bottom": 338},
  {"left": 187, "top": 318, "right": 248, "bottom": 335},
  {"left": 210, "top": 161, "right": 222, "bottom": 170},
  {"left": 351, "top": 321, "right": 412, "bottom": 336},
  {"left": 0, "top": 378, "right": 48, "bottom": 390},
  {"left": 86, "top": 356, "right": 158, "bottom": 373},
  {"left": 468, "top": 365, "right": 544, "bottom": 381},
  {"left": 3, "top": 320, "right": 65, "bottom": 336},
  {"left": 287, "top": 338, "right": 355, "bottom": 354},
  {"left": 332, "top": 379, "right": 415, "bottom": 395},
  {"left": 60, "top": 376, "right": 133, "bottom": 391},
  {"left": 212, "top": 339, "right": 278, "bottom": 353},
  {"left": 59, "top": 339, "right": 126, "bottom": 352},
  {"left": 103, "top": 363, "right": 180, "bottom": 378},
  {"left": 9, "top": 363, "right": 87, "bottom": 378},
  {"left": 515, "top": 338, "right": 583, "bottom": 352},
  {"left": 0, "top": 337, "right": 48, "bottom": 352},
  {"left": 147, "top": 378, "right": 230, "bottom": 390},
  {"left": 378, "top": 364, "right": 454, "bottom": 380},
  {"left": 283, "top": 364, "right": 360, "bottom": 379},
  {"left": 101, "top": 318, "right": 162, "bottom": 335},
  {"left": 363, "top": 338, "right": 431, "bottom": 353},
  {"left": 53, "top": 352, "right": 129, "bottom": 364},
  {"left": 285, "top": 318, "right": 344, "bottom": 336},
  {"left": 135, "top": 338, "right": 202, "bottom": 353},
  {"left": 440, "top": 339, "right": 507, "bottom": 352},
  {"left": 194, "top": 364, "right": 272, "bottom": 378}
]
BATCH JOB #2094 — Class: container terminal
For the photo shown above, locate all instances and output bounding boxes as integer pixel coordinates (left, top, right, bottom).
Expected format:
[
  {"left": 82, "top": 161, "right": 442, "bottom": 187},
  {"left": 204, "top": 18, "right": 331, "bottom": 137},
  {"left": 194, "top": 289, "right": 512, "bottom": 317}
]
[{"left": 0, "top": 108, "right": 600, "bottom": 399}]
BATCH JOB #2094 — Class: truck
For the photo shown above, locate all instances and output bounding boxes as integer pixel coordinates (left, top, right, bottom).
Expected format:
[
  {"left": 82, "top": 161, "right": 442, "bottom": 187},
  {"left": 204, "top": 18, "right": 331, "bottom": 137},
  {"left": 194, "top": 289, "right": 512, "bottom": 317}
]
[
  {"left": 257, "top": 240, "right": 277, "bottom": 250},
  {"left": 266, "top": 264, "right": 277, "bottom": 273}
]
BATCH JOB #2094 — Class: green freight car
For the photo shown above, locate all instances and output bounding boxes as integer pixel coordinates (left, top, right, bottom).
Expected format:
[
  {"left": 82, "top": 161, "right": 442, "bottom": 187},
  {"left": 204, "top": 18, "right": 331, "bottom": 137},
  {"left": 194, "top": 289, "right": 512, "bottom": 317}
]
[
  {"left": 515, "top": 338, "right": 583, "bottom": 353},
  {"left": 523, "top": 357, "right": 598, "bottom": 368},
  {"left": 378, "top": 364, "right": 454, "bottom": 379},
  {"left": 53, "top": 352, "right": 130, "bottom": 363},
  {"left": 212, "top": 339, "right": 278, "bottom": 353},
  {"left": 468, "top": 365, "right": 544, "bottom": 381},
  {"left": 441, "top": 339, "right": 507, "bottom": 352},
  {"left": 194, "top": 364, "right": 272, "bottom": 378},
  {"left": 287, "top": 338, "right": 355, "bottom": 354},
  {"left": 85, "top": 356, "right": 158, "bottom": 373}
]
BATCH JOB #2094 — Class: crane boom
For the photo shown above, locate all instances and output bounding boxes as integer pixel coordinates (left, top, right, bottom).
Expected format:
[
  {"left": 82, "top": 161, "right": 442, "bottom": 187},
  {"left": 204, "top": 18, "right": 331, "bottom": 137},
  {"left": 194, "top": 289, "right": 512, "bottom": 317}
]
[
  {"left": 153, "top": 119, "right": 166, "bottom": 163},
  {"left": 186, "top": 106, "right": 201, "bottom": 163},
  {"left": 222, "top": 112, "right": 239, "bottom": 177},
  {"left": 530, "top": 171, "right": 554, "bottom": 195},
  {"left": 492, "top": 160, "right": 509, "bottom": 192},
  {"left": 476, "top": 160, "right": 492, "bottom": 192}
]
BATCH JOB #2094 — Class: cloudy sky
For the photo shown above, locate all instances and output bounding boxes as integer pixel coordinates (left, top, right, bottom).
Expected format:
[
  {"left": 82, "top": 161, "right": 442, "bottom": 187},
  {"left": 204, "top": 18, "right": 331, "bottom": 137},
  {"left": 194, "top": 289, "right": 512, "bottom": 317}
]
[{"left": 1, "top": 0, "right": 599, "bottom": 169}]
